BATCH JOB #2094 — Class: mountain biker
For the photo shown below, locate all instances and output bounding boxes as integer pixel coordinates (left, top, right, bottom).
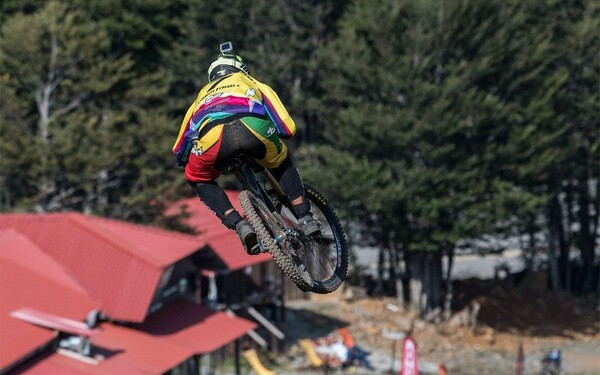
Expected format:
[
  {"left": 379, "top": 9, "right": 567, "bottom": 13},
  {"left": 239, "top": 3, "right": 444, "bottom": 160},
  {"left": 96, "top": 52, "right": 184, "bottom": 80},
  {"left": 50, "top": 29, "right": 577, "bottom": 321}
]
[{"left": 173, "top": 42, "right": 319, "bottom": 254}]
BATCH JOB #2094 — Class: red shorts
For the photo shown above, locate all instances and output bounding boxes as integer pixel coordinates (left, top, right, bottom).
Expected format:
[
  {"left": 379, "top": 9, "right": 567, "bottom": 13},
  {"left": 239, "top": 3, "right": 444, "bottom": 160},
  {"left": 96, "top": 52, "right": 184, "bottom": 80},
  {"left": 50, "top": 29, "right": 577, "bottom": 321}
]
[
  {"left": 184, "top": 136, "right": 223, "bottom": 182},
  {"left": 184, "top": 118, "right": 287, "bottom": 182}
]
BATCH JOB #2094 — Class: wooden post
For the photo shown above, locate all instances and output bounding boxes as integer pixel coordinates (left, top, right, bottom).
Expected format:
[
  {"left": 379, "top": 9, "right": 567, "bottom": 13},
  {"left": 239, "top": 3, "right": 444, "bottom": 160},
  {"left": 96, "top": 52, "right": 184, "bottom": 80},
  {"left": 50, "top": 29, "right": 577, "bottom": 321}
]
[
  {"left": 235, "top": 339, "right": 241, "bottom": 375},
  {"left": 516, "top": 341, "right": 524, "bottom": 375},
  {"left": 195, "top": 271, "right": 202, "bottom": 304},
  {"left": 383, "top": 330, "right": 405, "bottom": 374}
]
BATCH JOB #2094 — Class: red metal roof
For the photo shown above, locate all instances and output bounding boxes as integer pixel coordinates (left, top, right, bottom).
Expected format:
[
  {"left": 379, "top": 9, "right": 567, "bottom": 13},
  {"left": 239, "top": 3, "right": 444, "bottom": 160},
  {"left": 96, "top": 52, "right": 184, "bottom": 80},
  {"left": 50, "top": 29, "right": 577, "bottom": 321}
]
[
  {"left": 207, "top": 233, "right": 272, "bottom": 270},
  {"left": 165, "top": 191, "right": 272, "bottom": 270},
  {"left": 17, "top": 355, "right": 92, "bottom": 375},
  {"left": 0, "top": 213, "right": 205, "bottom": 322},
  {"left": 0, "top": 229, "right": 99, "bottom": 371},
  {"left": 1, "top": 216, "right": 257, "bottom": 374},
  {"left": 17, "top": 301, "right": 256, "bottom": 374},
  {"left": 135, "top": 299, "right": 257, "bottom": 353},
  {"left": 90, "top": 323, "right": 192, "bottom": 374},
  {"left": 18, "top": 323, "right": 193, "bottom": 375}
]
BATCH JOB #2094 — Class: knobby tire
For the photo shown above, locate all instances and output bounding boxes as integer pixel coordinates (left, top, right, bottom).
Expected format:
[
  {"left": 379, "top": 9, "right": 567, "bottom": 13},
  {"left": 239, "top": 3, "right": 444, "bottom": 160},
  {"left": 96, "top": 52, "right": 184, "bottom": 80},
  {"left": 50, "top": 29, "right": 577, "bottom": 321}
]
[
  {"left": 297, "top": 184, "right": 348, "bottom": 294},
  {"left": 239, "top": 185, "right": 348, "bottom": 294},
  {"left": 239, "top": 190, "right": 314, "bottom": 292}
]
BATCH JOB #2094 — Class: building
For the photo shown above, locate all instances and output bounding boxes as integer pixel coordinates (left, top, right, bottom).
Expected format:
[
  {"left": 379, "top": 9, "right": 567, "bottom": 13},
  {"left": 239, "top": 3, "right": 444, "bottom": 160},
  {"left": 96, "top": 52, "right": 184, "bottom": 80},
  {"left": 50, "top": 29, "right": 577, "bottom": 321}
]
[
  {"left": 163, "top": 191, "right": 308, "bottom": 305},
  {"left": 164, "top": 191, "right": 310, "bottom": 353},
  {"left": 0, "top": 211, "right": 266, "bottom": 374}
]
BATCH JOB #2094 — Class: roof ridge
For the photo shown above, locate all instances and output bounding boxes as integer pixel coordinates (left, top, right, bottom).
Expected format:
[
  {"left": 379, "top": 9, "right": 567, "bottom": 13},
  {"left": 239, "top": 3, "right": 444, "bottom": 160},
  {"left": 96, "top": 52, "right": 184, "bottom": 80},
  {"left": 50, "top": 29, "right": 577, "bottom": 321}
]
[
  {"left": 1, "top": 228, "right": 97, "bottom": 300},
  {"left": 76, "top": 212, "right": 205, "bottom": 240},
  {"left": 66, "top": 213, "right": 206, "bottom": 267}
]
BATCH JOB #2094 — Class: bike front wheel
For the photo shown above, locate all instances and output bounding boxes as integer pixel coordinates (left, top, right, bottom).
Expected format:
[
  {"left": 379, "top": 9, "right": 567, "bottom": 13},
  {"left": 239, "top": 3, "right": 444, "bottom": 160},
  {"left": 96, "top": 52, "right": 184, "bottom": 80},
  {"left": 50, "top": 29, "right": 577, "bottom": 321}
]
[
  {"left": 239, "top": 184, "right": 348, "bottom": 294},
  {"left": 280, "top": 184, "right": 348, "bottom": 294},
  {"left": 240, "top": 190, "right": 314, "bottom": 292}
]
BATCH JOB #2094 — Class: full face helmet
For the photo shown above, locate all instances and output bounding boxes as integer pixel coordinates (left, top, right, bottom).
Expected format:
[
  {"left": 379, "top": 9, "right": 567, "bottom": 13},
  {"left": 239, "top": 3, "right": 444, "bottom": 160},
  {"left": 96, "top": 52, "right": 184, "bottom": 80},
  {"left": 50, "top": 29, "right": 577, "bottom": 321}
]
[{"left": 207, "top": 41, "right": 249, "bottom": 82}]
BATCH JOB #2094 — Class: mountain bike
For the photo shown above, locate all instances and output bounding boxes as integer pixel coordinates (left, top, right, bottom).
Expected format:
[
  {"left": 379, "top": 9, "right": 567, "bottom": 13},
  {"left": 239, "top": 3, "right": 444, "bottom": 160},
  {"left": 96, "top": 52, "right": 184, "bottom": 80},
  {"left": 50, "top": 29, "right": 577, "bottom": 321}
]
[{"left": 228, "top": 156, "right": 348, "bottom": 294}]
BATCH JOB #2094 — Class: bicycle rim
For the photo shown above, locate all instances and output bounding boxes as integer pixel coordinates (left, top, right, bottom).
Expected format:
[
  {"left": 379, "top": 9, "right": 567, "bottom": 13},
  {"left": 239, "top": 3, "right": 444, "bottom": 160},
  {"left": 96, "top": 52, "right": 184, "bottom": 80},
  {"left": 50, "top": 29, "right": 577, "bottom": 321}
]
[
  {"left": 278, "top": 184, "right": 348, "bottom": 294},
  {"left": 239, "top": 190, "right": 313, "bottom": 291}
]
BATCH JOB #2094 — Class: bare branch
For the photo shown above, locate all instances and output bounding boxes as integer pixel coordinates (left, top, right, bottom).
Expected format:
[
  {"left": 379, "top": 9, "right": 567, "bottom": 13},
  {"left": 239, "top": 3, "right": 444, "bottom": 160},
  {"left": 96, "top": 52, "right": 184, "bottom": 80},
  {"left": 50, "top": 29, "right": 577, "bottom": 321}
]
[{"left": 48, "top": 94, "right": 87, "bottom": 123}]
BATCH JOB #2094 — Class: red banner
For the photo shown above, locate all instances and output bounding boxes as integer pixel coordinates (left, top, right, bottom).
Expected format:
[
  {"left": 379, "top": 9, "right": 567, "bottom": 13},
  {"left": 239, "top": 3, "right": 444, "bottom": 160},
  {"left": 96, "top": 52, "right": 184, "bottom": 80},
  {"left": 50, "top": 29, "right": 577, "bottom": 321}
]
[{"left": 400, "top": 336, "right": 419, "bottom": 375}]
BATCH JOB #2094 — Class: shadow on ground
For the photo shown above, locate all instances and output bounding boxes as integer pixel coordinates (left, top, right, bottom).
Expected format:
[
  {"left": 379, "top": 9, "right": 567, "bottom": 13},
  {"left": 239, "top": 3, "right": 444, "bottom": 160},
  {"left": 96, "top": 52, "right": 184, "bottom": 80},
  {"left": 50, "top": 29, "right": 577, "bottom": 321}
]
[{"left": 283, "top": 307, "right": 349, "bottom": 344}]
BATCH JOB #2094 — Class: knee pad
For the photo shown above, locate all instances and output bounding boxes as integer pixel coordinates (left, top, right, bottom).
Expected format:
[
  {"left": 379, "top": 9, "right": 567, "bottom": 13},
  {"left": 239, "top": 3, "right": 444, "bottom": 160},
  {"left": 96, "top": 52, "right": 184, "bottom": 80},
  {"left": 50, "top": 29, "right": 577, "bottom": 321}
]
[
  {"left": 188, "top": 180, "right": 235, "bottom": 221},
  {"left": 271, "top": 157, "right": 304, "bottom": 201}
]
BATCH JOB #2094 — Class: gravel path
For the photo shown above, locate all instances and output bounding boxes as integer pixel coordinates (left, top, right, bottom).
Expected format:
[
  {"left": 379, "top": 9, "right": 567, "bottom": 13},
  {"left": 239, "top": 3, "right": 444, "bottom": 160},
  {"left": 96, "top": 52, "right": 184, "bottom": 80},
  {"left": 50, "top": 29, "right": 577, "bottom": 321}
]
[{"left": 271, "top": 296, "right": 600, "bottom": 375}]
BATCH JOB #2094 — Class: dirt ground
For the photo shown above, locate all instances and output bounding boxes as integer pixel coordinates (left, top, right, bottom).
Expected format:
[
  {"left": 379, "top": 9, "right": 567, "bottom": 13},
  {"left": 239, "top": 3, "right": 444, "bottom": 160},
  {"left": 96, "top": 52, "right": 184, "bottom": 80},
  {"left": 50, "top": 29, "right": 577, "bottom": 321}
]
[{"left": 276, "top": 276, "right": 600, "bottom": 375}]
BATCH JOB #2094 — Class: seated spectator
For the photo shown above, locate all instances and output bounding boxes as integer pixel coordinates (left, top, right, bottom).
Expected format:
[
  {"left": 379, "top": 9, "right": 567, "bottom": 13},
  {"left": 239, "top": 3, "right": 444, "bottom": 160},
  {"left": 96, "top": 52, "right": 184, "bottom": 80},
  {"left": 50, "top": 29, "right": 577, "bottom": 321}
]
[
  {"left": 314, "top": 333, "right": 348, "bottom": 367},
  {"left": 330, "top": 337, "right": 349, "bottom": 365},
  {"left": 338, "top": 327, "right": 355, "bottom": 348},
  {"left": 337, "top": 327, "right": 374, "bottom": 370},
  {"left": 347, "top": 346, "right": 374, "bottom": 370}
]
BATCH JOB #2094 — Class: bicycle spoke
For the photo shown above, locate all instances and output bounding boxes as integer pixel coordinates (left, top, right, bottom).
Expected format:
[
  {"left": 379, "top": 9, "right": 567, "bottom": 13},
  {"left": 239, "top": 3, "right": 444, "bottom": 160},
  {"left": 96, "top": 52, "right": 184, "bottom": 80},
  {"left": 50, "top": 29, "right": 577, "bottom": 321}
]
[
  {"left": 300, "top": 234, "right": 338, "bottom": 282},
  {"left": 242, "top": 184, "right": 347, "bottom": 294}
]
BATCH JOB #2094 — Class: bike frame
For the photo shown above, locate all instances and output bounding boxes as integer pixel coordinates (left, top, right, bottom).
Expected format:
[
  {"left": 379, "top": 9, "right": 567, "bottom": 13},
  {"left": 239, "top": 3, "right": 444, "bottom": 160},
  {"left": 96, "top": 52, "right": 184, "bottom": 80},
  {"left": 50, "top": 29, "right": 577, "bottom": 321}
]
[
  {"left": 231, "top": 157, "right": 293, "bottom": 216},
  {"left": 232, "top": 156, "right": 349, "bottom": 293}
]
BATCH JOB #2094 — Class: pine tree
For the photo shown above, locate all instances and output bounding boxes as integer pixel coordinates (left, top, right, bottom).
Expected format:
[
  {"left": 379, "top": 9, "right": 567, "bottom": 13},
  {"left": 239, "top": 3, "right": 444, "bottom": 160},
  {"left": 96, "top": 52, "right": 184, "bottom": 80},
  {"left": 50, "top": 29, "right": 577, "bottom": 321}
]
[
  {"left": 0, "top": 1, "right": 134, "bottom": 211},
  {"left": 303, "top": 0, "right": 569, "bottom": 313}
]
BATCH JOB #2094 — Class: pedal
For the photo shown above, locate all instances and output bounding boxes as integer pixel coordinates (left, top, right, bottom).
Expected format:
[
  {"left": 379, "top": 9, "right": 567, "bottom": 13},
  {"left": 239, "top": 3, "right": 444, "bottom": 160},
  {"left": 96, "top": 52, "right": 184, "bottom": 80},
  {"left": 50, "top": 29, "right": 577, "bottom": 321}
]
[{"left": 257, "top": 239, "right": 268, "bottom": 254}]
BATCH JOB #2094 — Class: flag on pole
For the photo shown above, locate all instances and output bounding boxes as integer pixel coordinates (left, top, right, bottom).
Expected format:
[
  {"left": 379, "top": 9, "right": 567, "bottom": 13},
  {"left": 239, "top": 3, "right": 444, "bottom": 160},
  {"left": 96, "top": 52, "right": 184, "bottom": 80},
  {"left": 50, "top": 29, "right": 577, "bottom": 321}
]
[{"left": 400, "top": 336, "right": 419, "bottom": 375}]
